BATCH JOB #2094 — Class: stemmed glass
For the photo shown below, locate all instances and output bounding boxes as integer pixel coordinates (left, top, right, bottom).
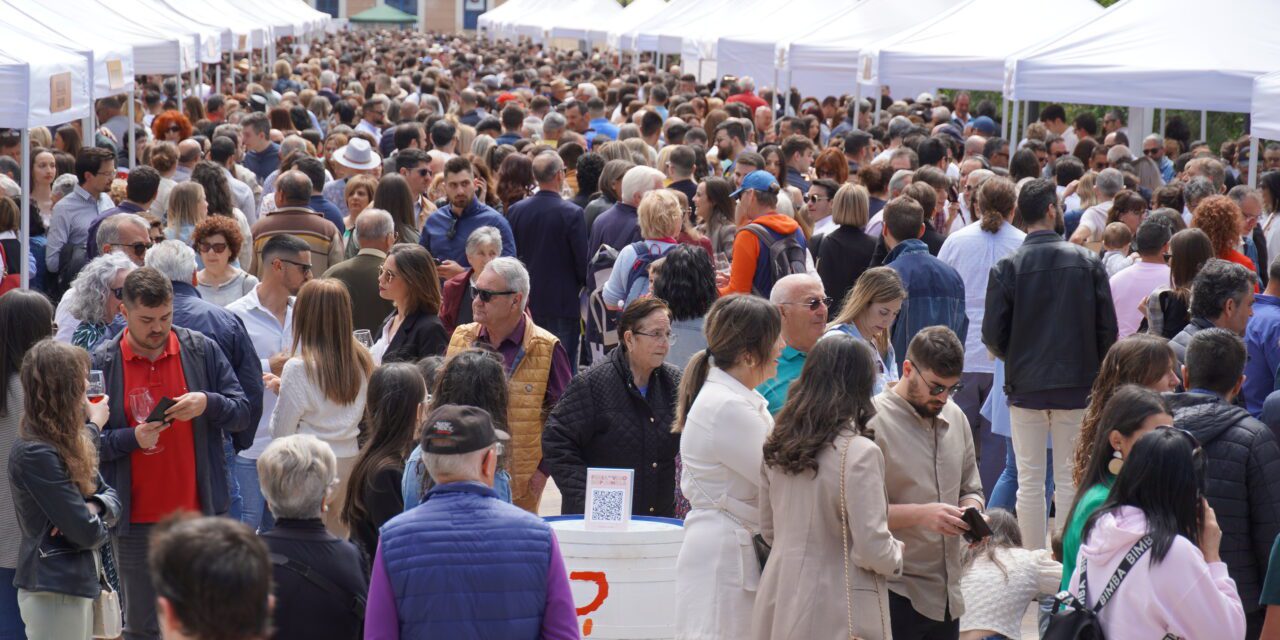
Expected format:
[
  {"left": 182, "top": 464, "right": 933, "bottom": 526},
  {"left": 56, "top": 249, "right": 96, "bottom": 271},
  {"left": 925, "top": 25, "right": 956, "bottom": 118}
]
[
  {"left": 128, "top": 388, "right": 163, "bottom": 455},
  {"left": 87, "top": 371, "right": 106, "bottom": 404}
]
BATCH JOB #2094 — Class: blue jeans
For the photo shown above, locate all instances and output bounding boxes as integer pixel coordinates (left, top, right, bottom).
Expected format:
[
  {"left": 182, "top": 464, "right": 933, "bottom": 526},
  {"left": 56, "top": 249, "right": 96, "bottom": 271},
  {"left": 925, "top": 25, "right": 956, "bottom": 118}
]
[
  {"left": 988, "top": 436, "right": 1054, "bottom": 512},
  {"left": 0, "top": 567, "right": 24, "bottom": 640},
  {"left": 224, "top": 437, "right": 242, "bottom": 521},
  {"left": 403, "top": 444, "right": 513, "bottom": 510},
  {"left": 232, "top": 454, "right": 274, "bottom": 533},
  {"left": 534, "top": 314, "right": 580, "bottom": 369}
]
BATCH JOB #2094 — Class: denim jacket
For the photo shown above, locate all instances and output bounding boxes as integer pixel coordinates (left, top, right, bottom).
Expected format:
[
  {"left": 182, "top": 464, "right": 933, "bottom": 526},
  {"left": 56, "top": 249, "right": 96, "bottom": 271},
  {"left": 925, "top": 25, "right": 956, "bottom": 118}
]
[{"left": 885, "top": 239, "right": 969, "bottom": 374}]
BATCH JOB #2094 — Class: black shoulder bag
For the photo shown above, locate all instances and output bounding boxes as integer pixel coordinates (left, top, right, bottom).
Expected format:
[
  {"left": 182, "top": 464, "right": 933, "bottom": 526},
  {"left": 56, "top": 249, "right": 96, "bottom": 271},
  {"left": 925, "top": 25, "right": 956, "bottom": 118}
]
[{"left": 1043, "top": 535, "right": 1155, "bottom": 640}]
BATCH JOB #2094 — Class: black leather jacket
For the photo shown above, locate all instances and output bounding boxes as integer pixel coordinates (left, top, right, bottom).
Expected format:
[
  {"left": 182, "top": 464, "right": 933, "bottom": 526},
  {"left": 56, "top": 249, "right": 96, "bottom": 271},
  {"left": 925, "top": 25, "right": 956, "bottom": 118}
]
[
  {"left": 982, "top": 230, "right": 1118, "bottom": 395},
  {"left": 8, "top": 434, "right": 120, "bottom": 599}
]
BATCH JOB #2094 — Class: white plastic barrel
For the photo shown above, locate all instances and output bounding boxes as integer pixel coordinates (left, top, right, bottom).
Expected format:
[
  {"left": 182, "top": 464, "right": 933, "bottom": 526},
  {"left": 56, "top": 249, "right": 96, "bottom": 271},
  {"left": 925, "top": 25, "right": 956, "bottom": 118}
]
[{"left": 545, "top": 515, "right": 685, "bottom": 640}]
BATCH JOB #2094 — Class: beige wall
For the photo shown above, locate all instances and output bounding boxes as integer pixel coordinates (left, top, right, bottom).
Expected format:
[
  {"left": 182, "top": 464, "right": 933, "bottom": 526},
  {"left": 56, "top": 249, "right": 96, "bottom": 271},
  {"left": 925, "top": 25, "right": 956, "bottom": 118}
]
[
  {"left": 422, "top": 0, "right": 457, "bottom": 31},
  {"left": 348, "top": 0, "right": 377, "bottom": 17}
]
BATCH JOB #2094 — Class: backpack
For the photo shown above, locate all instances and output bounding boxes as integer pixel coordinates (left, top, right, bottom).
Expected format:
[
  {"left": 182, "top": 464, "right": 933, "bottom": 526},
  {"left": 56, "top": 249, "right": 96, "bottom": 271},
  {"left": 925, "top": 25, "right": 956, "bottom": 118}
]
[
  {"left": 0, "top": 240, "right": 20, "bottom": 296},
  {"left": 743, "top": 223, "right": 807, "bottom": 297},
  {"left": 1043, "top": 535, "right": 1154, "bottom": 640},
  {"left": 621, "top": 241, "right": 675, "bottom": 302},
  {"left": 584, "top": 243, "right": 620, "bottom": 364}
]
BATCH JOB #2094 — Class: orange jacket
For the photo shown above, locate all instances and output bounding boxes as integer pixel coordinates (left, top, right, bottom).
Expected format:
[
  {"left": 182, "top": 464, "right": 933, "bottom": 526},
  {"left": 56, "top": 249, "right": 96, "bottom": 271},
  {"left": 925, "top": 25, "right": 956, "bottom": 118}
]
[{"left": 719, "top": 213, "right": 800, "bottom": 296}]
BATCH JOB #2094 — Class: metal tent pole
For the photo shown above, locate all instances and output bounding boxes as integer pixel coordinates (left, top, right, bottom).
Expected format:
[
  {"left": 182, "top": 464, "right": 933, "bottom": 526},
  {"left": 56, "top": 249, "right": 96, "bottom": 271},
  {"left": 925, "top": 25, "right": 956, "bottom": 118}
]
[
  {"left": 19, "top": 130, "right": 29, "bottom": 288},
  {"left": 128, "top": 85, "right": 137, "bottom": 170},
  {"left": 1201, "top": 110, "right": 1208, "bottom": 141}
]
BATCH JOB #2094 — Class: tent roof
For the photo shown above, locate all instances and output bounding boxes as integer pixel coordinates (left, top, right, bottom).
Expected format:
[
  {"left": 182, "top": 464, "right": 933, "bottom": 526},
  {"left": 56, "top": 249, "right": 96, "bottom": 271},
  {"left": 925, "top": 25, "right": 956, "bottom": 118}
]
[
  {"left": 0, "top": 0, "right": 135, "bottom": 97},
  {"left": 1007, "top": 0, "right": 1280, "bottom": 112},
  {"left": 708, "top": 0, "right": 866, "bottom": 90},
  {"left": 621, "top": 0, "right": 736, "bottom": 54},
  {"left": 547, "top": 0, "right": 624, "bottom": 43},
  {"left": 349, "top": 4, "right": 417, "bottom": 23},
  {"left": 159, "top": 0, "right": 272, "bottom": 51},
  {"left": 784, "top": 0, "right": 961, "bottom": 96},
  {"left": 479, "top": 0, "right": 533, "bottom": 32},
  {"left": 0, "top": 31, "right": 91, "bottom": 128},
  {"left": 861, "top": 0, "right": 1103, "bottom": 92},
  {"left": 605, "top": 0, "right": 668, "bottom": 48},
  {"left": 1252, "top": 71, "right": 1280, "bottom": 141},
  {"left": 98, "top": 0, "right": 223, "bottom": 65},
  {"left": 15, "top": 0, "right": 197, "bottom": 75}
]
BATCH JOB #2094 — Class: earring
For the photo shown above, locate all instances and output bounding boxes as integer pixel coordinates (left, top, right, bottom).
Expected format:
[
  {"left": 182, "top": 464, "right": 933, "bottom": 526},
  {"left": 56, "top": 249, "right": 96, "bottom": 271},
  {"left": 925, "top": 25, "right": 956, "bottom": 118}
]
[{"left": 1107, "top": 449, "right": 1124, "bottom": 476}]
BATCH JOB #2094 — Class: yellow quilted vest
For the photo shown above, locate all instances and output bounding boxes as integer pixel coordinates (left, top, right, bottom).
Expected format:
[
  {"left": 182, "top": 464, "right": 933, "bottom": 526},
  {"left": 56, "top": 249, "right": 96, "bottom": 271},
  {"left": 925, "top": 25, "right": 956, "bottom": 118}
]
[{"left": 447, "top": 319, "right": 559, "bottom": 513}]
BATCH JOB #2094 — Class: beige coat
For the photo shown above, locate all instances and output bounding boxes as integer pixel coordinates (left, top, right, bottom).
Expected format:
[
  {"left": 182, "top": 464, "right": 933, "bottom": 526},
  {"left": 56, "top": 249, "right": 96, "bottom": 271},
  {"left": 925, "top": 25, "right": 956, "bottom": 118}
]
[{"left": 752, "top": 430, "right": 904, "bottom": 640}]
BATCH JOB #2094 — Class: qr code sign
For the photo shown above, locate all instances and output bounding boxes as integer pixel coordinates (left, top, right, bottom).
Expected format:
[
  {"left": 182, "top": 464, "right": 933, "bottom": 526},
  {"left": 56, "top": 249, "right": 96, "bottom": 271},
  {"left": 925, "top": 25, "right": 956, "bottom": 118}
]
[{"left": 590, "top": 488, "right": 626, "bottom": 522}]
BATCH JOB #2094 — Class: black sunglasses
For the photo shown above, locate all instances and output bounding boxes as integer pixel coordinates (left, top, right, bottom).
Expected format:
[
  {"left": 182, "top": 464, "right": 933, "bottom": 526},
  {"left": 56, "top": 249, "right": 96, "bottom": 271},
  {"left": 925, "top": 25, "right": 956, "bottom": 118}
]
[
  {"left": 474, "top": 287, "right": 516, "bottom": 303},
  {"left": 780, "top": 296, "right": 833, "bottom": 311},
  {"left": 124, "top": 241, "right": 153, "bottom": 257},
  {"left": 907, "top": 359, "right": 965, "bottom": 396},
  {"left": 279, "top": 258, "right": 312, "bottom": 274}
]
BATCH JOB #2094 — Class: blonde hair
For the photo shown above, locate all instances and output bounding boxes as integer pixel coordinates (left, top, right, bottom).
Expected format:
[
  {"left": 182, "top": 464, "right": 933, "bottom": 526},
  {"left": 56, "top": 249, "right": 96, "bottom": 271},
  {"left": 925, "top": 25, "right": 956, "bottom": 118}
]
[
  {"left": 167, "top": 181, "right": 206, "bottom": 231},
  {"left": 638, "top": 189, "right": 683, "bottom": 239},
  {"left": 831, "top": 183, "right": 869, "bottom": 228},
  {"left": 291, "top": 279, "right": 374, "bottom": 405},
  {"left": 1103, "top": 221, "right": 1132, "bottom": 251},
  {"left": 829, "top": 267, "right": 906, "bottom": 355}
]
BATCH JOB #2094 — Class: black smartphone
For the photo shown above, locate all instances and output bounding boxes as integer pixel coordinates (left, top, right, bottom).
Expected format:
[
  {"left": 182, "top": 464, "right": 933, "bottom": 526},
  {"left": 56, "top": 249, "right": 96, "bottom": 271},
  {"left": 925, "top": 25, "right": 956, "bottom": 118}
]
[
  {"left": 948, "top": 184, "right": 960, "bottom": 203},
  {"left": 145, "top": 397, "right": 178, "bottom": 424},
  {"left": 961, "top": 507, "right": 992, "bottom": 544}
]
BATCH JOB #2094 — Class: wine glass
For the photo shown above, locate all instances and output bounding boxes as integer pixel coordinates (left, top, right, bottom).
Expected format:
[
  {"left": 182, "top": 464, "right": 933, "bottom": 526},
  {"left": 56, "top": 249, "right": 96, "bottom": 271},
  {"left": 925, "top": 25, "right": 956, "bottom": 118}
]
[
  {"left": 87, "top": 371, "right": 106, "bottom": 404},
  {"left": 128, "top": 388, "right": 163, "bottom": 455},
  {"left": 714, "top": 252, "right": 731, "bottom": 276},
  {"left": 354, "top": 329, "right": 374, "bottom": 349}
]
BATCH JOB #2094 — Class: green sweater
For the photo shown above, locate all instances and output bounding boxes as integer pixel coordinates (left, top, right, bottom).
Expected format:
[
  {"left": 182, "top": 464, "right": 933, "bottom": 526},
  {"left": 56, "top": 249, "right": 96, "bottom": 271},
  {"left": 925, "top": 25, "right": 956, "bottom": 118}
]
[{"left": 1060, "top": 480, "right": 1113, "bottom": 591}]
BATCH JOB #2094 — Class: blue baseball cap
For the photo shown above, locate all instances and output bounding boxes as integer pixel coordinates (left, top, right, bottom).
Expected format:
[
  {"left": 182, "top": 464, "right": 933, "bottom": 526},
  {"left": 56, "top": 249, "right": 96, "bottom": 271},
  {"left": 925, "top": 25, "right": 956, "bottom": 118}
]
[
  {"left": 970, "top": 115, "right": 998, "bottom": 136},
  {"left": 730, "top": 170, "right": 781, "bottom": 199}
]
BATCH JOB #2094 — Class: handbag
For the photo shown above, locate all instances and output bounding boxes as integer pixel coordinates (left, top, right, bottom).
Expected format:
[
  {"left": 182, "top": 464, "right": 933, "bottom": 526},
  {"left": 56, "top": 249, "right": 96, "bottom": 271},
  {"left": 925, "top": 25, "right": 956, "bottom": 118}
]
[
  {"left": 838, "top": 432, "right": 880, "bottom": 640},
  {"left": 92, "top": 549, "right": 122, "bottom": 639},
  {"left": 1043, "top": 535, "right": 1155, "bottom": 640}
]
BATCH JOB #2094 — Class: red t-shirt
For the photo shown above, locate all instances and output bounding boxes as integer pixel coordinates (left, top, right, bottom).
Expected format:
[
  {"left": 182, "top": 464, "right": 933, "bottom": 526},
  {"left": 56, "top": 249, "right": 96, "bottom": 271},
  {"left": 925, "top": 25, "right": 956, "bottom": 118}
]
[{"left": 121, "top": 331, "right": 200, "bottom": 523}]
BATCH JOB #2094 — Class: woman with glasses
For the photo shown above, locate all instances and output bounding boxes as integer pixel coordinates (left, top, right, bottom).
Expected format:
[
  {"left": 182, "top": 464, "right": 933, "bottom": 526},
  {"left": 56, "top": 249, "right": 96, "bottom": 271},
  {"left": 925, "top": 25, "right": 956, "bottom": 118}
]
[
  {"left": 341, "top": 363, "right": 425, "bottom": 563},
  {"left": 269, "top": 279, "right": 374, "bottom": 537},
  {"left": 544, "top": 297, "right": 682, "bottom": 517},
  {"left": 1069, "top": 427, "right": 1244, "bottom": 639},
  {"left": 192, "top": 215, "right": 258, "bottom": 307},
  {"left": 63, "top": 253, "right": 136, "bottom": 352},
  {"left": 372, "top": 244, "right": 447, "bottom": 365},
  {"left": 753, "top": 334, "right": 903, "bottom": 640},
  {"left": 190, "top": 162, "right": 255, "bottom": 273},
  {"left": 341, "top": 174, "right": 379, "bottom": 258},
  {"left": 824, "top": 267, "right": 906, "bottom": 395},
  {"left": 151, "top": 110, "right": 192, "bottom": 143}
]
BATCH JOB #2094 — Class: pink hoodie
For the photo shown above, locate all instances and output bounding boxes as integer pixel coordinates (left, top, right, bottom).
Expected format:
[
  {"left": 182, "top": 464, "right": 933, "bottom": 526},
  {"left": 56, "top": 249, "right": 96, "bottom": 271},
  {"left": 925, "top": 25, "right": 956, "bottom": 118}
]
[{"left": 1068, "top": 506, "right": 1246, "bottom": 639}]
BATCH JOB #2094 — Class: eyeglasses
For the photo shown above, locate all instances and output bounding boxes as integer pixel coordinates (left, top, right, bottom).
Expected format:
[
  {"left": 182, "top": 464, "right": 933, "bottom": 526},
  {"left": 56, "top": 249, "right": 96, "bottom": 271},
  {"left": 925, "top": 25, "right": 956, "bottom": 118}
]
[
  {"left": 780, "top": 296, "right": 833, "bottom": 311},
  {"left": 907, "top": 360, "right": 965, "bottom": 396},
  {"left": 804, "top": 194, "right": 829, "bottom": 204},
  {"left": 167, "top": 126, "right": 181, "bottom": 134},
  {"left": 633, "top": 330, "right": 678, "bottom": 345},
  {"left": 279, "top": 258, "right": 312, "bottom": 274},
  {"left": 123, "top": 241, "right": 153, "bottom": 257},
  {"left": 415, "top": 168, "right": 432, "bottom": 178},
  {"left": 474, "top": 287, "right": 516, "bottom": 303},
  {"left": 377, "top": 266, "right": 399, "bottom": 282},
  {"left": 111, "top": 287, "right": 123, "bottom": 300},
  {"left": 197, "top": 241, "right": 228, "bottom": 254}
]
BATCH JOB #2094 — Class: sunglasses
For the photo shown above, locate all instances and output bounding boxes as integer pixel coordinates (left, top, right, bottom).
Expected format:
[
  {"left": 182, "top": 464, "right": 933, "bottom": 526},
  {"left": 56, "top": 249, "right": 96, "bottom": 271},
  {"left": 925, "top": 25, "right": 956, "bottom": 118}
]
[
  {"left": 123, "top": 241, "right": 153, "bottom": 257},
  {"left": 780, "top": 296, "right": 833, "bottom": 311},
  {"left": 111, "top": 287, "right": 123, "bottom": 300},
  {"left": 197, "top": 241, "right": 228, "bottom": 254},
  {"left": 907, "top": 360, "right": 965, "bottom": 396},
  {"left": 416, "top": 168, "right": 432, "bottom": 177},
  {"left": 1144, "top": 148, "right": 1161, "bottom": 156},
  {"left": 804, "top": 194, "right": 829, "bottom": 204},
  {"left": 377, "top": 266, "right": 398, "bottom": 281},
  {"left": 474, "top": 287, "right": 516, "bottom": 303},
  {"left": 279, "top": 258, "right": 312, "bottom": 274}
]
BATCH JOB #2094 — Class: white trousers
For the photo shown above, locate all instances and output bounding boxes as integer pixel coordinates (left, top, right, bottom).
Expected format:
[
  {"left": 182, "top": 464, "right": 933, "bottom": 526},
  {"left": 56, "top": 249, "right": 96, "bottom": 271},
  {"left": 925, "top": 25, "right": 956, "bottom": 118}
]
[{"left": 1009, "top": 406, "right": 1084, "bottom": 550}]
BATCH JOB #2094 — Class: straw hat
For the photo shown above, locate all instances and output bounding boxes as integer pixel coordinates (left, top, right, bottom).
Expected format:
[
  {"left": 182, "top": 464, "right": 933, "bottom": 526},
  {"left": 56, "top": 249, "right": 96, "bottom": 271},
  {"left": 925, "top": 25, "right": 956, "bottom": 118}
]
[{"left": 332, "top": 138, "right": 381, "bottom": 171}]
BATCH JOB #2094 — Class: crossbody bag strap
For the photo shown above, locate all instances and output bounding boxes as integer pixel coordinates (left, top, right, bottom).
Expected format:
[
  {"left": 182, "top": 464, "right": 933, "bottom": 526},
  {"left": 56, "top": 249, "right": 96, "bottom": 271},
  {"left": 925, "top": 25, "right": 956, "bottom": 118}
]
[
  {"left": 684, "top": 464, "right": 755, "bottom": 535},
  {"left": 838, "top": 432, "right": 856, "bottom": 640},
  {"left": 269, "top": 553, "right": 366, "bottom": 619},
  {"left": 1086, "top": 535, "right": 1155, "bottom": 613}
]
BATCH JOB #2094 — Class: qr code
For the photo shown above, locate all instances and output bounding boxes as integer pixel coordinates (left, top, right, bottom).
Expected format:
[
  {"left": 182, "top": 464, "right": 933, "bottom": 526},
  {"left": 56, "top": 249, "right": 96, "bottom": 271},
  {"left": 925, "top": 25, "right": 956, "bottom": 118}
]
[{"left": 590, "top": 488, "right": 626, "bottom": 522}]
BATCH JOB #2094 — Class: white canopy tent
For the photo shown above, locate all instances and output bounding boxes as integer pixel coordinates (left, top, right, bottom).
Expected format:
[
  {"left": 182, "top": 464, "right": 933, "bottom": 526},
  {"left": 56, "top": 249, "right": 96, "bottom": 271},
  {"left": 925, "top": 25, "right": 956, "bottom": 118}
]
[
  {"left": 13, "top": 0, "right": 197, "bottom": 76},
  {"left": 704, "top": 0, "right": 866, "bottom": 89},
  {"left": 604, "top": 0, "right": 668, "bottom": 50},
  {"left": 488, "top": 0, "right": 561, "bottom": 41},
  {"left": 622, "top": 0, "right": 738, "bottom": 55},
  {"left": 860, "top": 0, "right": 1103, "bottom": 93},
  {"left": 269, "top": 0, "right": 330, "bottom": 36},
  {"left": 478, "top": 0, "right": 536, "bottom": 37},
  {"left": 0, "top": 34, "right": 92, "bottom": 289},
  {"left": 0, "top": 0, "right": 136, "bottom": 99},
  {"left": 103, "top": 0, "right": 225, "bottom": 67},
  {"left": 159, "top": 0, "right": 273, "bottom": 53},
  {"left": 224, "top": 0, "right": 309, "bottom": 39},
  {"left": 784, "top": 0, "right": 960, "bottom": 98},
  {"left": 546, "top": 0, "right": 625, "bottom": 45},
  {"left": 1005, "top": 0, "right": 1280, "bottom": 113},
  {"left": 1247, "top": 71, "right": 1280, "bottom": 188}
]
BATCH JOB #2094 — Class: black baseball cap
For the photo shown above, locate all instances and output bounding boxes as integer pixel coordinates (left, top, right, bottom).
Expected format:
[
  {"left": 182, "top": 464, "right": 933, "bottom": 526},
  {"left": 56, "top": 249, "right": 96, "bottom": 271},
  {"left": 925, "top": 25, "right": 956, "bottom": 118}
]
[{"left": 421, "top": 404, "right": 508, "bottom": 455}]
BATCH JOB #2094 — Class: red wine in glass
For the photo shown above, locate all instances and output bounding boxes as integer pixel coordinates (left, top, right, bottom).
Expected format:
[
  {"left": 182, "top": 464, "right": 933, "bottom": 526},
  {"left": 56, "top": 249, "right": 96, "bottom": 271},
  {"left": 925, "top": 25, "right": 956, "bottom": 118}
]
[
  {"left": 128, "top": 388, "right": 164, "bottom": 455},
  {"left": 87, "top": 371, "right": 106, "bottom": 404}
]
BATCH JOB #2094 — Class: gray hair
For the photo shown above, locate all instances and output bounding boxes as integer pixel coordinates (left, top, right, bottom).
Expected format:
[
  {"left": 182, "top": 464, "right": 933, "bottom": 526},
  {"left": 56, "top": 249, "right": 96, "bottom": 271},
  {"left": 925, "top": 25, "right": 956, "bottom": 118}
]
[
  {"left": 1145, "top": 133, "right": 1164, "bottom": 145},
  {"left": 423, "top": 448, "right": 489, "bottom": 484},
  {"left": 465, "top": 225, "right": 503, "bottom": 255},
  {"left": 97, "top": 213, "right": 149, "bottom": 249},
  {"left": 768, "top": 273, "right": 823, "bottom": 304},
  {"left": 888, "top": 116, "right": 914, "bottom": 140},
  {"left": 280, "top": 135, "right": 309, "bottom": 159},
  {"left": 354, "top": 208, "right": 395, "bottom": 244},
  {"left": 621, "top": 165, "right": 665, "bottom": 204},
  {"left": 1185, "top": 176, "right": 1216, "bottom": 210},
  {"left": 471, "top": 134, "right": 496, "bottom": 159},
  {"left": 319, "top": 70, "right": 337, "bottom": 89},
  {"left": 617, "top": 123, "right": 640, "bottom": 141},
  {"left": 576, "top": 83, "right": 598, "bottom": 99},
  {"left": 1095, "top": 168, "right": 1124, "bottom": 198},
  {"left": 420, "top": 95, "right": 443, "bottom": 117},
  {"left": 67, "top": 253, "right": 136, "bottom": 324},
  {"left": 888, "top": 169, "right": 914, "bottom": 196},
  {"left": 52, "top": 174, "right": 78, "bottom": 199},
  {"left": 1190, "top": 258, "right": 1255, "bottom": 320},
  {"left": 542, "top": 112, "right": 566, "bottom": 135},
  {"left": 257, "top": 434, "right": 337, "bottom": 520},
  {"left": 483, "top": 256, "right": 530, "bottom": 312},
  {"left": 144, "top": 240, "right": 197, "bottom": 283},
  {"left": 1228, "top": 184, "right": 1262, "bottom": 208},
  {"left": 532, "top": 151, "right": 564, "bottom": 184}
]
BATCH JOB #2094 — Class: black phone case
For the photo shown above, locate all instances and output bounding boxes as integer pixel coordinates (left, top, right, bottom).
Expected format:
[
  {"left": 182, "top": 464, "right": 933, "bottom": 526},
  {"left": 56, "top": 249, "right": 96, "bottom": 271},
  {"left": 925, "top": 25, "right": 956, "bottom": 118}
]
[
  {"left": 145, "top": 397, "right": 177, "bottom": 424},
  {"left": 962, "top": 507, "right": 992, "bottom": 543}
]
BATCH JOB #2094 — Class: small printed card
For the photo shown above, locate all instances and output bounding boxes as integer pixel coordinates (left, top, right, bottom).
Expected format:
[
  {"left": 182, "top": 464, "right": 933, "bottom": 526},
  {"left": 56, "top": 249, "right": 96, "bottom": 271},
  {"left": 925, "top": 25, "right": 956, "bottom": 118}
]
[{"left": 584, "top": 467, "right": 633, "bottom": 531}]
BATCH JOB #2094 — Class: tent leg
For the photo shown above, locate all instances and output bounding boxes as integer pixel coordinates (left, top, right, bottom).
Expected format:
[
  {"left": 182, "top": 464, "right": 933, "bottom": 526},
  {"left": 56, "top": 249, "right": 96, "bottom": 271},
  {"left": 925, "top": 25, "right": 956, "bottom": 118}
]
[
  {"left": 128, "top": 86, "right": 137, "bottom": 171},
  {"left": 1249, "top": 137, "right": 1259, "bottom": 189},
  {"left": 176, "top": 69, "right": 183, "bottom": 103},
  {"left": 851, "top": 82, "right": 863, "bottom": 132},
  {"left": 1010, "top": 100, "right": 1021, "bottom": 147},
  {"left": 874, "top": 85, "right": 882, "bottom": 126},
  {"left": 1160, "top": 108, "right": 1166, "bottom": 136},
  {"left": 19, "top": 130, "right": 29, "bottom": 289},
  {"left": 1002, "top": 98, "right": 1009, "bottom": 140},
  {"left": 1201, "top": 110, "right": 1208, "bottom": 141},
  {"left": 216, "top": 57, "right": 222, "bottom": 95}
]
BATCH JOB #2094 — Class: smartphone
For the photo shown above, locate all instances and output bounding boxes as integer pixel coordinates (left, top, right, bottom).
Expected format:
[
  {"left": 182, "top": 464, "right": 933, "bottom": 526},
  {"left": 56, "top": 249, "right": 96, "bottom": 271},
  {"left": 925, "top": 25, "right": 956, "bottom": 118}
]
[
  {"left": 145, "top": 397, "right": 178, "bottom": 425},
  {"left": 948, "top": 184, "right": 959, "bottom": 203},
  {"left": 961, "top": 507, "right": 992, "bottom": 544}
]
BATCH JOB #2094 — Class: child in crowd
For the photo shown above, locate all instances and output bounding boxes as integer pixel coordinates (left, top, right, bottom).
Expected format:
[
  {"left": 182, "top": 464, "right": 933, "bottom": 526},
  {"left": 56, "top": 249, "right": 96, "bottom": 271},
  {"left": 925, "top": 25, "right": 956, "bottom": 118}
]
[
  {"left": 1101, "top": 221, "right": 1133, "bottom": 276},
  {"left": 958, "top": 510, "right": 1063, "bottom": 640}
]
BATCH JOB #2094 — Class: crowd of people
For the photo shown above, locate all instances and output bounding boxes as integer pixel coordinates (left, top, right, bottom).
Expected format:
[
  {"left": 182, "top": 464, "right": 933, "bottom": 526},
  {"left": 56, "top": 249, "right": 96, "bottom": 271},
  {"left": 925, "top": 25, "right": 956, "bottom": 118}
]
[{"left": 4, "top": 23, "right": 1280, "bottom": 640}]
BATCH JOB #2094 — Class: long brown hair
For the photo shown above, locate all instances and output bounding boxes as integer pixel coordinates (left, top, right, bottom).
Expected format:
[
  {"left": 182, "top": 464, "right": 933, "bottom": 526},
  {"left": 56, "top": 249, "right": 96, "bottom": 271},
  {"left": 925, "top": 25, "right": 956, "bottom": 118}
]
[
  {"left": 291, "top": 279, "right": 374, "bottom": 405},
  {"left": 764, "top": 334, "right": 877, "bottom": 475},
  {"left": 341, "top": 363, "right": 425, "bottom": 531},
  {"left": 387, "top": 244, "right": 442, "bottom": 316},
  {"left": 977, "top": 177, "right": 1016, "bottom": 233},
  {"left": 1167, "top": 228, "right": 1215, "bottom": 304},
  {"left": 20, "top": 340, "right": 98, "bottom": 496},
  {"left": 674, "top": 294, "right": 781, "bottom": 433},
  {"left": 1072, "top": 335, "right": 1176, "bottom": 486}
]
